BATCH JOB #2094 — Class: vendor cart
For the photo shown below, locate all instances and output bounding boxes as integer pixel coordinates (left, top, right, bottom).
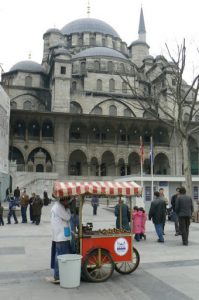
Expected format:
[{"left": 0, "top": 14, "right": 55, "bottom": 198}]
[{"left": 53, "top": 180, "right": 142, "bottom": 282}]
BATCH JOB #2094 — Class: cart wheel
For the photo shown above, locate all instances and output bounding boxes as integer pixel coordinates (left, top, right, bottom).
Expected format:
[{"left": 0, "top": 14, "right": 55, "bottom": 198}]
[
  {"left": 115, "top": 247, "right": 140, "bottom": 274},
  {"left": 82, "top": 249, "right": 114, "bottom": 282}
]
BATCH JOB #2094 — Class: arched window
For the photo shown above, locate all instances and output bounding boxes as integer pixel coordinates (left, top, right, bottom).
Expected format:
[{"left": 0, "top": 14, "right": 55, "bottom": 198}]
[
  {"left": 28, "top": 121, "right": 40, "bottom": 138},
  {"left": 23, "top": 100, "right": 32, "bottom": 110},
  {"left": 124, "top": 108, "right": 132, "bottom": 117},
  {"left": 94, "top": 61, "right": 100, "bottom": 72},
  {"left": 109, "top": 79, "right": 115, "bottom": 92},
  {"left": 108, "top": 61, "right": 113, "bottom": 73},
  {"left": 92, "top": 106, "right": 102, "bottom": 115},
  {"left": 112, "top": 41, "right": 116, "bottom": 49},
  {"left": 81, "top": 62, "right": 86, "bottom": 75},
  {"left": 90, "top": 36, "right": 96, "bottom": 46},
  {"left": 42, "top": 120, "right": 53, "bottom": 138},
  {"left": 25, "top": 76, "right": 32, "bottom": 87},
  {"left": 102, "top": 38, "right": 106, "bottom": 47},
  {"left": 109, "top": 105, "right": 117, "bottom": 116},
  {"left": 120, "top": 63, "right": 125, "bottom": 73},
  {"left": 97, "top": 79, "right": 102, "bottom": 91},
  {"left": 122, "top": 82, "right": 127, "bottom": 93},
  {"left": 78, "top": 35, "right": 83, "bottom": 46},
  {"left": 13, "top": 120, "right": 26, "bottom": 139},
  {"left": 72, "top": 81, "right": 77, "bottom": 92},
  {"left": 70, "top": 102, "right": 82, "bottom": 114}
]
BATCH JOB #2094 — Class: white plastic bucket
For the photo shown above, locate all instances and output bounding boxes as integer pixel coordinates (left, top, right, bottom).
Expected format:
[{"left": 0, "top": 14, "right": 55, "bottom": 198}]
[{"left": 58, "top": 254, "right": 82, "bottom": 288}]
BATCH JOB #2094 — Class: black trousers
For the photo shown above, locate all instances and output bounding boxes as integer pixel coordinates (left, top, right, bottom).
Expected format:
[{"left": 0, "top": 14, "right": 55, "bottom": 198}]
[
  {"left": 179, "top": 216, "right": 190, "bottom": 245},
  {"left": 0, "top": 215, "right": 4, "bottom": 225},
  {"left": 7, "top": 209, "right": 18, "bottom": 223}
]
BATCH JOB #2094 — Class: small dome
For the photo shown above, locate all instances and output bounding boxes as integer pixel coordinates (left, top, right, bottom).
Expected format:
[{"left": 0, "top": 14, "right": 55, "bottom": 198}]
[
  {"left": 54, "top": 48, "right": 70, "bottom": 56},
  {"left": 143, "top": 55, "right": 154, "bottom": 61},
  {"left": 10, "top": 61, "right": 46, "bottom": 73},
  {"left": 45, "top": 28, "right": 62, "bottom": 35},
  {"left": 73, "top": 47, "right": 128, "bottom": 60},
  {"left": 129, "top": 40, "right": 149, "bottom": 48},
  {"left": 61, "top": 18, "right": 120, "bottom": 38}
]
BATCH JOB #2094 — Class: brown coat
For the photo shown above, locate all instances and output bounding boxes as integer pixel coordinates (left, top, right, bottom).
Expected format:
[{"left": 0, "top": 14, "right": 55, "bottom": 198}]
[{"left": 20, "top": 193, "right": 29, "bottom": 207}]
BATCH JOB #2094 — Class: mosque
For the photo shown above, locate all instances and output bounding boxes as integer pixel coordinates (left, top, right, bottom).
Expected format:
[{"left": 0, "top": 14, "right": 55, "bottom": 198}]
[{"left": 1, "top": 7, "right": 199, "bottom": 202}]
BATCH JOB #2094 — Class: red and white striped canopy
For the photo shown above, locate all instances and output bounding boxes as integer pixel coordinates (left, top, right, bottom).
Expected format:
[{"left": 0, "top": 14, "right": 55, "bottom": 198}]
[{"left": 53, "top": 181, "right": 142, "bottom": 198}]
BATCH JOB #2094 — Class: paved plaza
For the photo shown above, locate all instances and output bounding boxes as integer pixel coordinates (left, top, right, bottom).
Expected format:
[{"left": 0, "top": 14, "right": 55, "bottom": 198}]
[{"left": 0, "top": 202, "right": 199, "bottom": 300}]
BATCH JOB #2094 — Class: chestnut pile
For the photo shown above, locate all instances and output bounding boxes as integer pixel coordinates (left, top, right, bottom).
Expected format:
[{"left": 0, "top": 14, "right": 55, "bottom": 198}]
[{"left": 98, "top": 228, "right": 130, "bottom": 235}]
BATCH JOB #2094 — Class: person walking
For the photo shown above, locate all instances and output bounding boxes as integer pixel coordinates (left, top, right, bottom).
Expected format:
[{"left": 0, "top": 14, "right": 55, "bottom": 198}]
[
  {"left": 7, "top": 194, "right": 19, "bottom": 224},
  {"left": 149, "top": 191, "right": 166, "bottom": 243},
  {"left": 43, "top": 190, "right": 49, "bottom": 206},
  {"left": 49, "top": 197, "right": 72, "bottom": 283},
  {"left": 29, "top": 193, "right": 36, "bottom": 223},
  {"left": 115, "top": 197, "right": 130, "bottom": 231},
  {"left": 91, "top": 195, "right": 99, "bottom": 215},
  {"left": 159, "top": 188, "right": 168, "bottom": 234},
  {"left": 32, "top": 195, "right": 43, "bottom": 225},
  {"left": 0, "top": 202, "right": 4, "bottom": 226},
  {"left": 14, "top": 186, "right": 20, "bottom": 203},
  {"left": 175, "top": 186, "right": 193, "bottom": 246},
  {"left": 171, "top": 187, "right": 180, "bottom": 236},
  {"left": 20, "top": 189, "right": 29, "bottom": 223}
]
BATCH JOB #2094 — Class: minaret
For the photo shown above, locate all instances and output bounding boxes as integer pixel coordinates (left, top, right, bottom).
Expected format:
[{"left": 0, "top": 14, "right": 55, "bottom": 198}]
[
  {"left": 129, "top": 6, "right": 149, "bottom": 67},
  {"left": 138, "top": 7, "right": 146, "bottom": 42}
]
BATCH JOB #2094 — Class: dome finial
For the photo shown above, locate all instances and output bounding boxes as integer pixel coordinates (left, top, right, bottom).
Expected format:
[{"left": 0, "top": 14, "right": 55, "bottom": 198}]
[{"left": 87, "top": 0, "right": 91, "bottom": 17}]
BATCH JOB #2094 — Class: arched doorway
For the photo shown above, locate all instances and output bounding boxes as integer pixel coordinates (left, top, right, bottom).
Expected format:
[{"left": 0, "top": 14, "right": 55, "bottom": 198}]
[
  {"left": 128, "top": 152, "right": 140, "bottom": 175},
  {"left": 27, "top": 148, "right": 52, "bottom": 172},
  {"left": 154, "top": 153, "right": 170, "bottom": 175},
  {"left": 68, "top": 150, "right": 87, "bottom": 176},
  {"left": 36, "top": 164, "right": 44, "bottom": 172},
  {"left": 101, "top": 151, "right": 115, "bottom": 176}
]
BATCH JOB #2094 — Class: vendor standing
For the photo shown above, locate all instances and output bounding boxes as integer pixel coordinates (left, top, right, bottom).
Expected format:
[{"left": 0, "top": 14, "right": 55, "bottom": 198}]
[
  {"left": 50, "top": 197, "right": 72, "bottom": 283},
  {"left": 115, "top": 197, "right": 130, "bottom": 231}
]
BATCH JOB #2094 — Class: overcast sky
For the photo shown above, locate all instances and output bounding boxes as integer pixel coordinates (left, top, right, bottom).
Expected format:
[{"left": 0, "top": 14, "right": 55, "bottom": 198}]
[{"left": 0, "top": 0, "right": 199, "bottom": 82}]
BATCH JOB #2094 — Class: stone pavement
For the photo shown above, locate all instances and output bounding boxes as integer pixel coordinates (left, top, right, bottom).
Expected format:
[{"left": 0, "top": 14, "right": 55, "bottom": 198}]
[{"left": 0, "top": 201, "right": 199, "bottom": 300}]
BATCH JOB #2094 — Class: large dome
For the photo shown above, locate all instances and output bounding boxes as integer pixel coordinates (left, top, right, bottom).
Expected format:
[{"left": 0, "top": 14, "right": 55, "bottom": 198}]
[
  {"left": 73, "top": 47, "right": 127, "bottom": 60},
  {"left": 61, "top": 18, "right": 120, "bottom": 38},
  {"left": 10, "top": 61, "right": 46, "bottom": 73}
]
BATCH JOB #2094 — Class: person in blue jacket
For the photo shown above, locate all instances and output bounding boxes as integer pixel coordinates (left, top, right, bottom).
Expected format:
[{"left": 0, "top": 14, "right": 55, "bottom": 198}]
[{"left": 7, "top": 194, "right": 19, "bottom": 224}]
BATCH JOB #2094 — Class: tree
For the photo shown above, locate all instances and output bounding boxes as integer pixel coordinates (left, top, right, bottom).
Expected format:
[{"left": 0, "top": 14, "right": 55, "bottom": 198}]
[{"left": 120, "top": 39, "right": 199, "bottom": 198}]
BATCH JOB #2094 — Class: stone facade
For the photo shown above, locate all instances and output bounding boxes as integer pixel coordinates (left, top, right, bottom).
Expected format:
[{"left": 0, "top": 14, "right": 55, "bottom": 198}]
[{"left": 1, "top": 8, "right": 199, "bottom": 197}]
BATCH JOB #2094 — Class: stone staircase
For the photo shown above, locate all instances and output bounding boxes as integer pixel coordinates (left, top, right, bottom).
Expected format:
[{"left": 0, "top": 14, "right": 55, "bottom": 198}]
[{"left": 10, "top": 171, "right": 59, "bottom": 197}]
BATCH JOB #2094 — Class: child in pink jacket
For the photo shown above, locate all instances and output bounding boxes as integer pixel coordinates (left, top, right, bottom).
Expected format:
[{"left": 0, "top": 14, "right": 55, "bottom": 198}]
[
  {"left": 132, "top": 206, "right": 142, "bottom": 241},
  {"left": 139, "top": 207, "right": 147, "bottom": 240}
]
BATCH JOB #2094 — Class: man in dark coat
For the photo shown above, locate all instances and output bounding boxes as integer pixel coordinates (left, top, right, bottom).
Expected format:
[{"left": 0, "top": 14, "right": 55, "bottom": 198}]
[
  {"left": 32, "top": 195, "right": 43, "bottom": 225},
  {"left": 171, "top": 187, "right": 180, "bottom": 235},
  {"left": 115, "top": 197, "right": 130, "bottom": 231},
  {"left": 149, "top": 191, "right": 166, "bottom": 243},
  {"left": 175, "top": 186, "right": 193, "bottom": 246}
]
